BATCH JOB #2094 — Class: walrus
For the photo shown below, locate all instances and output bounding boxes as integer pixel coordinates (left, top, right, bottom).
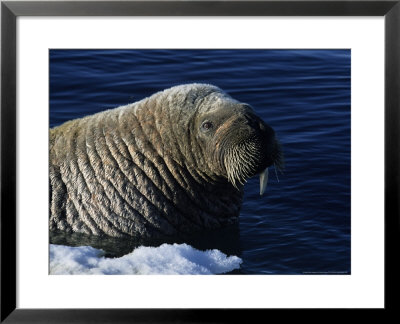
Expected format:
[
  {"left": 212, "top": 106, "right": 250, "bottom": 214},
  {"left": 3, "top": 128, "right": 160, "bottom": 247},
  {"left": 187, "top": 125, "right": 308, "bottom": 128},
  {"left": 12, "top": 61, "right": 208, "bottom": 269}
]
[{"left": 49, "top": 84, "right": 283, "bottom": 239}]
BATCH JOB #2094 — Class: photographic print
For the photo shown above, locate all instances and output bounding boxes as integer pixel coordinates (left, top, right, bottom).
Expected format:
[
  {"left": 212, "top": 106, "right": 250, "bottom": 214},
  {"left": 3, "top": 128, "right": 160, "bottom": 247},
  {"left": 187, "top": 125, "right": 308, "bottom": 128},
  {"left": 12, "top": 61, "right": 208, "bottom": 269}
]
[{"left": 49, "top": 49, "right": 350, "bottom": 275}]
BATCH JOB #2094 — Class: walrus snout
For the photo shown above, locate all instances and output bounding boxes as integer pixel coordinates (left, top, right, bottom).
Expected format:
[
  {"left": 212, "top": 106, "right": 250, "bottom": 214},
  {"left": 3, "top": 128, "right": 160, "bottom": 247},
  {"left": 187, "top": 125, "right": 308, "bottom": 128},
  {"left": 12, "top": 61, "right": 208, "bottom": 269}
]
[
  {"left": 213, "top": 109, "right": 283, "bottom": 190},
  {"left": 244, "top": 115, "right": 284, "bottom": 195}
]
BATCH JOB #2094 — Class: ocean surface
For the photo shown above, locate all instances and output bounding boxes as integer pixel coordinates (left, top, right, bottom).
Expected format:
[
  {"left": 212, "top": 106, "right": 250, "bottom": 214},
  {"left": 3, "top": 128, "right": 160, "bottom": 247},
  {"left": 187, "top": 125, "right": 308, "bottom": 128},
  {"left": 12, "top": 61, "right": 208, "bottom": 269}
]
[{"left": 49, "top": 49, "right": 351, "bottom": 275}]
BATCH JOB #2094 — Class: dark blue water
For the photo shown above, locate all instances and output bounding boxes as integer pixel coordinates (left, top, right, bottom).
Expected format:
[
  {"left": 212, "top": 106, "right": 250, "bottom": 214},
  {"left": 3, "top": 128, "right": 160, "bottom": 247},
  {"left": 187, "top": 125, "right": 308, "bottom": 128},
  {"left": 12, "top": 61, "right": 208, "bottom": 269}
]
[{"left": 49, "top": 49, "right": 351, "bottom": 274}]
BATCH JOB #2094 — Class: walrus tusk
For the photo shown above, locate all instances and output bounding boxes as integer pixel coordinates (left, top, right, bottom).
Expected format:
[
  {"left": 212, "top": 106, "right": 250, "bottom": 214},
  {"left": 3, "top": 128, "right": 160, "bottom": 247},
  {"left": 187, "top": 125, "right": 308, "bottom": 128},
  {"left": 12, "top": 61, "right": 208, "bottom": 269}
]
[{"left": 259, "top": 168, "right": 269, "bottom": 195}]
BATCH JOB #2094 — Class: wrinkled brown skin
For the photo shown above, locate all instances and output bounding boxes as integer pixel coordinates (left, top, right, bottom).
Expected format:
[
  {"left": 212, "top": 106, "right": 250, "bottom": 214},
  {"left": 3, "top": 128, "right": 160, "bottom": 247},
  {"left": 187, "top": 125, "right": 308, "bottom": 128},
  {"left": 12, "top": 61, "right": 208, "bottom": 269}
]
[{"left": 49, "top": 84, "right": 279, "bottom": 238}]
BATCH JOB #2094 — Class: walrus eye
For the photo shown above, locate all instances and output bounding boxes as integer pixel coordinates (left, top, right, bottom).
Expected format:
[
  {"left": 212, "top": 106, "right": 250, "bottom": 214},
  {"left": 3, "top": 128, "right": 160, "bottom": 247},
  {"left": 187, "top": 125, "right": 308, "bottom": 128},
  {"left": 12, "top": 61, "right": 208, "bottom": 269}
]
[{"left": 201, "top": 121, "right": 213, "bottom": 131}]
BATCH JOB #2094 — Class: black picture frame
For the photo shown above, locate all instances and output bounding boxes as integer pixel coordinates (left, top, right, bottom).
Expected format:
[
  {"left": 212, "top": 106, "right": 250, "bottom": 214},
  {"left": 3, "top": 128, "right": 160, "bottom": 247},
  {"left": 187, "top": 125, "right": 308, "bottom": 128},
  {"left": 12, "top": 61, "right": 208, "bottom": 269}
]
[{"left": 1, "top": 0, "right": 399, "bottom": 322}]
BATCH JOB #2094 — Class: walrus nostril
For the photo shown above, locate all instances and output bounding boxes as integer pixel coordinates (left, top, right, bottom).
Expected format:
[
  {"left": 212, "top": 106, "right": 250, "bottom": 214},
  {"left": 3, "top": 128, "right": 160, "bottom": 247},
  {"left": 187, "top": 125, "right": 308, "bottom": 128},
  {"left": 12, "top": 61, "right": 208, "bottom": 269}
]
[{"left": 242, "top": 113, "right": 260, "bottom": 130}]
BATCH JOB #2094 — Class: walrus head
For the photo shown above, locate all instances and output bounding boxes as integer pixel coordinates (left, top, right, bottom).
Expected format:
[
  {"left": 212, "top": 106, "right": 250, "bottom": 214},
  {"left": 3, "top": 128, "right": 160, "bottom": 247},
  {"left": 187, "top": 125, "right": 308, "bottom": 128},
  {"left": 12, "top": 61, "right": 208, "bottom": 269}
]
[
  {"left": 159, "top": 84, "right": 283, "bottom": 195},
  {"left": 199, "top": 103, "right": 282, "bottom": 194}
]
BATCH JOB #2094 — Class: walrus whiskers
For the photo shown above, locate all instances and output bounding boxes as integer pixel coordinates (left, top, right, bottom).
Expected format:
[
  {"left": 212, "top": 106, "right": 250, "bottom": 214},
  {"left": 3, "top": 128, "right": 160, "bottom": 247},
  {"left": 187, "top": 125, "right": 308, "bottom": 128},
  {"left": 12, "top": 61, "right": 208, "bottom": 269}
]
[{"left": 224, "top": 141, "right": 263, "bottom": 189}]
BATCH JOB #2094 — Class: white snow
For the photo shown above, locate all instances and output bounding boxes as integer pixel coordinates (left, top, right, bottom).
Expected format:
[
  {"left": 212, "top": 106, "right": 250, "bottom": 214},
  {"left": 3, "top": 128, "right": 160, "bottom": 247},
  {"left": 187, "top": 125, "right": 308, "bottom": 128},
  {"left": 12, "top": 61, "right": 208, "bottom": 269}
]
[{"left": 49, "top": 243, "right": 242, "bottom": 275}]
